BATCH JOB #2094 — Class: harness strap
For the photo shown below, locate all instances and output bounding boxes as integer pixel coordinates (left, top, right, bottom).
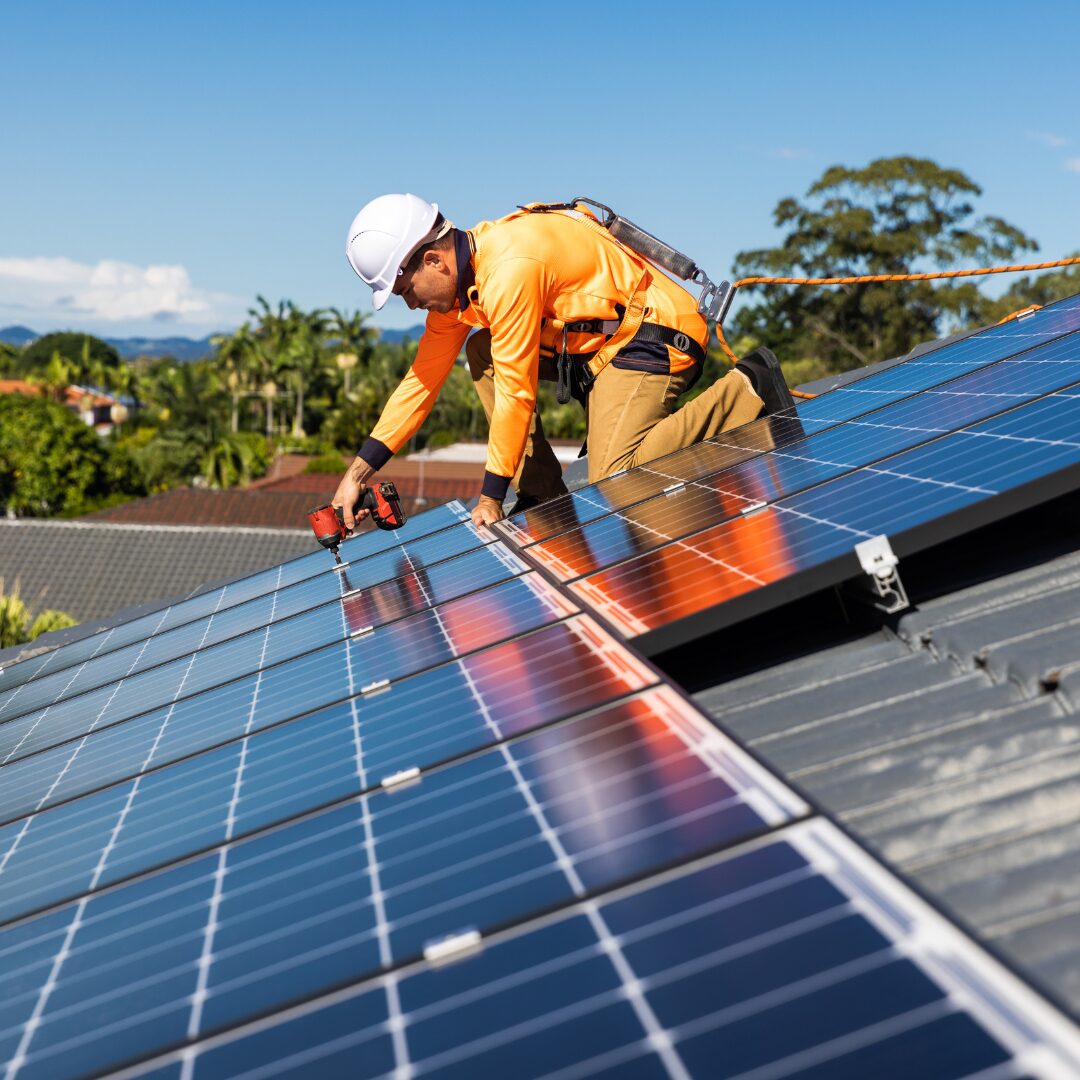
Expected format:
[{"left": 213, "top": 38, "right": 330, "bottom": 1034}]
[{"left": 564, "top": 318, "right": 707, "bottom": 366}]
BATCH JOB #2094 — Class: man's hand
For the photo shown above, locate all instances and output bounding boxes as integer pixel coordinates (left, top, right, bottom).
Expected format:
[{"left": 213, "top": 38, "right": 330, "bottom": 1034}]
[
  {"left": 471, "top": 494, "right": 504, "bottom": 529},
  {"left": 333, "top": 456, "right": 376, "bottom": 532}
]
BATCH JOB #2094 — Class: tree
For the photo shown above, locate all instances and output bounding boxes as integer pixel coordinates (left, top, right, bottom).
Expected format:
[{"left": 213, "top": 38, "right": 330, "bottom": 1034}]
[
  {"left": 19, "top": 332, "right": 122, "bottom": 381},
  {"left": 731, "top": 157, "right": 1038, "bottom": 374},
  {"left": 0, "top": 394, "right": 113, "bottom": 515}
]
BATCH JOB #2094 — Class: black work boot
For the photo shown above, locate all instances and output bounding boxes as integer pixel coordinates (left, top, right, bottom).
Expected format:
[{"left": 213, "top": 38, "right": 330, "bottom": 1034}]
[{"left": 737, "top": 347, "right": 796, "bottom": 415}]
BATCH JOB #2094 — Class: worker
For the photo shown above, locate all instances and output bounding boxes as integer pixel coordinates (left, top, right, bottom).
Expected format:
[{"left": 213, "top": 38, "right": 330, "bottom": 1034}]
[{"left": 332, "top": 193, "right": 793, "bottom": 530}]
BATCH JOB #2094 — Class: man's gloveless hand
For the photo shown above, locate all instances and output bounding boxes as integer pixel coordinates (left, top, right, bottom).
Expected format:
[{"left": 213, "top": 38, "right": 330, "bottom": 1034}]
[
  {"left": 471, "top": 494, "right": 504, "bottom": 529},
  {"left": 333, "top": 456, "right": 375, "bottom": 532}
]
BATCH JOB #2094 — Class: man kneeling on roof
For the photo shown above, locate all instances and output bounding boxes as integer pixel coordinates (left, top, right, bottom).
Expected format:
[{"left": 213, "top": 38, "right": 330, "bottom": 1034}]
[{"left": 332, "top": 193, "right": 792, "bottom": 530}]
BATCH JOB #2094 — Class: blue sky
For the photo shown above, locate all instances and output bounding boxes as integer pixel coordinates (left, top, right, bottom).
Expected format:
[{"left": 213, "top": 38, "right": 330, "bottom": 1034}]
[{"left": 2, "top": 0, "right": 1078, "bottom": 337}]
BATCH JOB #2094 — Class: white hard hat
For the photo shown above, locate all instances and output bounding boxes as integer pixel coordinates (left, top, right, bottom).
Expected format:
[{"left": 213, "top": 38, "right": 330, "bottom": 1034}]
[{"left": 345, "top": 193, "right": 440, "bottom": 310}]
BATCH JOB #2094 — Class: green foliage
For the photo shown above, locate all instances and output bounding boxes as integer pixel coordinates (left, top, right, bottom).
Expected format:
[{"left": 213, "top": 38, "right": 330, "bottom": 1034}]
[
  {"left": 0, "top": 587, "right": 31, "bottom": 648},
  {"left": 20, "top": 332, "right": 122, "bottom": 380},
  {"left": 202, "top": 431, "right": 270, "bottom": 489},
  {"left": 304, "top": 453, "right": 349, "bottom": 473},
  {"left": 28, "top": 609, "right": 78, "bottom": 640},
  {"left": 0, "top": 342, "right": 19, "bottom": 376},
  {"left": 0, "top": 579, "right": 76, "bottom": 647},
  {"left": 732, "top": 156, "right": 1039, "bottom": 374},
  {"left": 0, "top": 393, "right": 115, "bottom": 516}
]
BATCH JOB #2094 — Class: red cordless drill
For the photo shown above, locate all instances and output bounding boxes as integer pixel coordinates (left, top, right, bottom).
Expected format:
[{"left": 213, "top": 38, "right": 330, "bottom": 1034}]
[{"left": 307, "top": 482, "right": 406, "bottom": 563}]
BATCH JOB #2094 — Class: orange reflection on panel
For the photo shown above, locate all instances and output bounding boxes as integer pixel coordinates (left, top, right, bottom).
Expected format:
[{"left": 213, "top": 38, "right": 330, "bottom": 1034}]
[{"left": 574, "top": 506, "right": 797, "bottom": 633}]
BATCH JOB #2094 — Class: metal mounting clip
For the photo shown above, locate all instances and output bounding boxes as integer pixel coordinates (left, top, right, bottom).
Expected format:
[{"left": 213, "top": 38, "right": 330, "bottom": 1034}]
[{"left": 851, "top": 535, "right": 909, "bottom": 614}]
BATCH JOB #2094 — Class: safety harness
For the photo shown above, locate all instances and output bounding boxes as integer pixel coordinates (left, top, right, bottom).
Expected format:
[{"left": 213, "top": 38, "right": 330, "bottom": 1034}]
[{"left": 522, "top": 200, "right": 709, "bottom": 404}]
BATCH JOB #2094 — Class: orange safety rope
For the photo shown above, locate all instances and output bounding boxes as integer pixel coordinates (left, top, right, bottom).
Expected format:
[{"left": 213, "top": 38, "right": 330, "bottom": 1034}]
[{"left": 714, "top": 255, "right": 1080, "bottom": 398}]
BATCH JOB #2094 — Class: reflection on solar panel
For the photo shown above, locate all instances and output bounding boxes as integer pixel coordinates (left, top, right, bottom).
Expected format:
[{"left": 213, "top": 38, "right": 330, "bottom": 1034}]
[
  {"left": 568, "top": 383, "right": 1080, "bottom": 651},
  {"left": 3, "top": 316, "right": 1080, "bottom": 1079},
  {"left": 0, "top": 521, "right": 493, "bottom": 726},
  {"left": 503, "top": 293, "right": 1080, "bottom": 547},
  {"left": 0, "top": 502, "right": 471, "bottom": 696},
  {"left": 490, "top": 300, "right": 1080, "bottom": 653}
]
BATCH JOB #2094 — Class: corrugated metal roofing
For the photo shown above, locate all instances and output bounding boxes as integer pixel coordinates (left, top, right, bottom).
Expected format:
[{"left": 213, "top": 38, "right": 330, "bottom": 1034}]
[{"left": 695, "top": 542, "right": 1080, "bottom": 1016}]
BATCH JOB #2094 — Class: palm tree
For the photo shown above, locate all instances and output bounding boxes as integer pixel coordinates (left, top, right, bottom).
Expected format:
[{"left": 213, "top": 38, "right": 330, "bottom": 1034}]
[
  {"left": 285, "top": 305, "right": 329, "bottom": 438},
  {"left": 326, "top": 307, "right": 375, "bottom": 398},
  {"left": 212, "top": 322, "right": 258, "bottom": 433}
]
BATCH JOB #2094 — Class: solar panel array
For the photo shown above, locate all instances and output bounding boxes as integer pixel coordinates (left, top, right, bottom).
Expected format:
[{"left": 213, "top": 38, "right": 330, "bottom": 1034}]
[
  {"left": 2, "top": 298, "right": 1080, "bottom": 1079},
  {"left": 500, "top": 294, "right": 1080, "bottom": 652}
]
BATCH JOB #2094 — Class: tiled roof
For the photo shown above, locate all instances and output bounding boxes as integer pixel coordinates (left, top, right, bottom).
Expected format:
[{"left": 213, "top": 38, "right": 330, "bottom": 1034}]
[
  {"left": 0, "top": 519, "right": 316, "bottom": 624},
  {"left": 83, "top": 488, "right": 322, "bottom": 530}
]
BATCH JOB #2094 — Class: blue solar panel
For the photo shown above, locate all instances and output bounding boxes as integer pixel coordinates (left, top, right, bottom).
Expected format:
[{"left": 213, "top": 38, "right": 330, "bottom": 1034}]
[
  {"left": 92, "top": 820, "right": 1080, "bottom": 1080},
  {"left": 0, "top": 544, "right": 529, "bottom": 765},
  {"left": 522, "top": 332, "right": 1080, "bottom": 582},
  {"left": 0, "top": 521, "right": 493, "bottom": 726},
  {"left": 506, "top": 294, "right": 1080, "bottom": 545},
  {"left": 0, "top": 502, "right": 471, "bottom": 697},
  {"left": 0, "top": 616, "right": 663, "bottom": 924},
  {"left": 0, "top": 688, "right": 801, "bottom": 1078},
  {"left": 0, "top": 573, "right": 578, "bottom": 824},
  {"left": 568, "top": 385, "right": 1080, "bottom": 647}
]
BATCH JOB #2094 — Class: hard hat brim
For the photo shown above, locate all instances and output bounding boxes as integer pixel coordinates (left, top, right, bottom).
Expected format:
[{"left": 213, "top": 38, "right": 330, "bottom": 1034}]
[{"left": 371, "top": 282, "right": 393, "bottom": 311}]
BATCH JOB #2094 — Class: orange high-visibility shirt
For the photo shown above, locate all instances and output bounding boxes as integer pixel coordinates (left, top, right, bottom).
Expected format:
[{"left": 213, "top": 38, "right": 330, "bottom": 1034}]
[{"left": 364, "top": 207, "right": 708, "bottom": 496}]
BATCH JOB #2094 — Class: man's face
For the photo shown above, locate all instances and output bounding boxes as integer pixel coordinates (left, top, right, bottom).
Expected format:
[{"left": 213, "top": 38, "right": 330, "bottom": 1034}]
[{"left": 393, "top": 250, "right": 456, "bottom": 314}]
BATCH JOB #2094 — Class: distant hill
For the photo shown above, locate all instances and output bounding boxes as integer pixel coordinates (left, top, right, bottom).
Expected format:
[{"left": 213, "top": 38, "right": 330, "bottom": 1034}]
[
  {"left": 1, "top": 322, "right": 428, "bottom": 360},
  {"left": 0, "top": 326, "right": 217, "bottom": 361},
  {"left": 0, "top": 326, "right": 38, "bottom": 347},
  {"left": 378, "top": 324, "right": 426, "bottom": 343}
]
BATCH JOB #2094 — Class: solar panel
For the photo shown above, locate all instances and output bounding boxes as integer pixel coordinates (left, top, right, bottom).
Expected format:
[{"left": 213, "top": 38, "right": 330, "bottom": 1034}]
[
  {"left": 79, "top": 821, "right": 1080, "bottom": 1080},
  {"left": 566, "top": 384, "right": 1080, "bottom": 651},
  {"left": 0, "top": 521, "right": 495, "bottom": 725},
  {"left": 0, "top": 501, "right": 471, "bottom": 696},
  {"left": 0, "top": 572, "right": 578, "bottom": 822},
  {"left": 504, "top": 293, "right": 1080, "bottom": 547},
  {"left": 0, "top": 543, "right": 530, "bottom": 765},
  {"left": 1, "top": 687, "right": 802, "bottom": 1078},
  {"left": 520, "top": 330, "right": 1080, "bottom": 583},
  {"left": 0, "top": 612, "right": 646, "bottom": 826},
  {"left": 0, "top": 615, "right": 667, "bottom": 923}
]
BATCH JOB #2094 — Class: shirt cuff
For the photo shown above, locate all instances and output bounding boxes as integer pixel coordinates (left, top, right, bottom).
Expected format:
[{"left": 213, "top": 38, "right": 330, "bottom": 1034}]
[
  {"left": 358, "top": 437, "right": 393, "bottom": 471},
  {"left": 481, "top": 471, "right": 511, "bottom": 501}
]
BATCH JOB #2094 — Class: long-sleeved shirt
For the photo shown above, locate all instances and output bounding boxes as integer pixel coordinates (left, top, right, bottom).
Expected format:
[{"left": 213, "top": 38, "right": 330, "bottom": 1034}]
[{"left": 358, "top": 205, "right": 708, "bottom": 500}]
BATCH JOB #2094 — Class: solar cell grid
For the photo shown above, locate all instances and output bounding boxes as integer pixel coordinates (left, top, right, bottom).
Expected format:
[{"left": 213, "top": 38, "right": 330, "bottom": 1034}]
[
  {"left": 570, "top": 384, "right": 1080, "bottom": 648},
  {"left": 0, "top": 502, "right": 471, "bottom": 696},
  {"left": 0, "top": 573, "right": 579, "bottom": 827},
  {"left": 102, "top": 821, "right": 1080, "bottom": 1080},
  {"left": 0, "top": 521, "right": 493, "bottom": 726},
  {"left": 0, "top": 543, "right": 529, "bottom": 765},
  {"left": 0, "top": 616, "right": 661, "bottom": 924},
  {"left": 0, "top": 687, "right": 801, "bottom": 1079},
  {"left": 505, "top": 293, "right": 1080, "bottom": 548},
  {"left": 524, "top": 333, "right": 1080, "bottom": 582}
]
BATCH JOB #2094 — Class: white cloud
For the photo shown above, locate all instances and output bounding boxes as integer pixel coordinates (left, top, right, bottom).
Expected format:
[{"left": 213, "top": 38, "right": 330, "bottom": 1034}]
[
  {"left": 772, "top": 147, "right": 809, "bottom": 160},
  {"left": 1066, "top": 158, "right": 1080, "bottom": 174},
  {"left": 1028, "top": 130, "right": 1070, "bottom": 148},
  {"left": 0, "top": 255, "right": 245, "bottom": 330}
]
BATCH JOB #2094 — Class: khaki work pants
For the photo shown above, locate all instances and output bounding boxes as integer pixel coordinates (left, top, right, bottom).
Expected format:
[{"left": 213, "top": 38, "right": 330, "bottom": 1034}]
[{"left": 465, "top": 329, "right": 763, "bottom": 498}]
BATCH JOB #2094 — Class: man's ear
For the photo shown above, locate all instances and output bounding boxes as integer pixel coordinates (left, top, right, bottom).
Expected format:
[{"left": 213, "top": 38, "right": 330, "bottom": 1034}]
[{"left": 423, "top": 248, "right": 449, "bottom": 272}]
